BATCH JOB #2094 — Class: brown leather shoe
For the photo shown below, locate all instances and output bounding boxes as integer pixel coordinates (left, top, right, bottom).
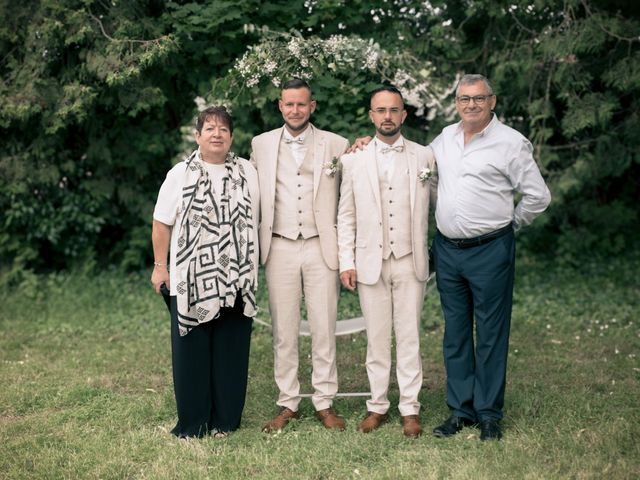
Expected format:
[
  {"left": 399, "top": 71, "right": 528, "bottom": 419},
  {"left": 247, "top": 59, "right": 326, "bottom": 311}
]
[
  {"left": 315, "top": 408, "right": 345, "bottom": 431},
  {"left": 262, "top": 407, "right": 299, "bottom": 433},
  {"left": 402, "top": 415, "right": 422, "bottom": 438},
  {"left": 357, "top": 411, "right": 389, "bottom": 433}
]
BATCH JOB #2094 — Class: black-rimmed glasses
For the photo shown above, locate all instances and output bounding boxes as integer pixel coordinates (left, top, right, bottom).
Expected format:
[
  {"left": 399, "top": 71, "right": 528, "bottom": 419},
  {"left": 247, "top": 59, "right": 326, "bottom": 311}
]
[{"left": 455, "top": 95, "right": 494, "bottom": 105}]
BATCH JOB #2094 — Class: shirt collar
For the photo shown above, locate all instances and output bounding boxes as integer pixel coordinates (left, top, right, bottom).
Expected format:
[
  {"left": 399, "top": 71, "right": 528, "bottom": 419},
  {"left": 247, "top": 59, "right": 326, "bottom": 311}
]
[
  {"left": 282, "top": 124, "right": 313, "bottom": 143},
  {"left": 375, "top": 135, "right": 405, "bottom": 153},
  {"left": 455, "top": 113, "right": 499, "bottom": 138}
]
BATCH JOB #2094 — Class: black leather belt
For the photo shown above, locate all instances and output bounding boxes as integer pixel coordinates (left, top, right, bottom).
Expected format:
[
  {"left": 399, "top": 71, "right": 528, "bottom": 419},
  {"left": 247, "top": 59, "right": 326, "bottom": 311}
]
[{"left": 439, "top": 224, "right": 513, "bottom": 249}]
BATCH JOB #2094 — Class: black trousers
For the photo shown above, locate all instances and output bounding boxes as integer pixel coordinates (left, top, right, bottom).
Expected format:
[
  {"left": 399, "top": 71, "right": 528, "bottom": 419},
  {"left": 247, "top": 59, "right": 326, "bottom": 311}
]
[
  {"left": 434, "top": 230, "right": 515, "bottom": 422},
  {"left": 169, "top": 294, "right": 253, "bottom": 437}
]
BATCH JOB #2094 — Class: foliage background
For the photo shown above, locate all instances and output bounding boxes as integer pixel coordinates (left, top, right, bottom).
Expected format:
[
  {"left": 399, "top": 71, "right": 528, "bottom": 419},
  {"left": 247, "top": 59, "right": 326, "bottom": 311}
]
[{"left": 1, "top": 0, "right": 639, "bottom": 273}]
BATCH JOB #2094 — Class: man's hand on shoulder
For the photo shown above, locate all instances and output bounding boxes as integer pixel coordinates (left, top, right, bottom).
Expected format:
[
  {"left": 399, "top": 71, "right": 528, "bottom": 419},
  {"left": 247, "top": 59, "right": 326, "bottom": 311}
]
[{"left": 345, "top": 136, "right": 373, "bottom": 154}]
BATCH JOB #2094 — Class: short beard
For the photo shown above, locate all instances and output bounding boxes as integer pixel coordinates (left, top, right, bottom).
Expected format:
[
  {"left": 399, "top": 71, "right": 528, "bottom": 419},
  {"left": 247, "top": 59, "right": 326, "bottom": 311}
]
[
  {"left": 376, "top": 125, "right": 401, "bottom": 137},
  {"left": 285, "top": 119, "right": 310, "bottom": 135}
]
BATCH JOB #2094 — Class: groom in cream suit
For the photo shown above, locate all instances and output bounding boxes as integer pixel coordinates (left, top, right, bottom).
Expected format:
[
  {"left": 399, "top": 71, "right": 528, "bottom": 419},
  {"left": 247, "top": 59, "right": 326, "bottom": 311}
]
[
  {"left": 251, "top": 79, "right": 350, "bottom": 432},
  {"left": 338, "top": 85, "right": 437, "bottom": 437}
]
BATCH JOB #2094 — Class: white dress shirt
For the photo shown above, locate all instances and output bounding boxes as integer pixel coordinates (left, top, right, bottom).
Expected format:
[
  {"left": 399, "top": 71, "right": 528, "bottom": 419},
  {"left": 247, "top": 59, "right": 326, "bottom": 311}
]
[
  {"left": 282, "top": 128, "right": 310, "bottom": 167},
  {"left": 375, "top": 136, "right": 405, "bottom": 182},
  {"left": 430, "top": 115, "right": 551, "bottom": 239}
]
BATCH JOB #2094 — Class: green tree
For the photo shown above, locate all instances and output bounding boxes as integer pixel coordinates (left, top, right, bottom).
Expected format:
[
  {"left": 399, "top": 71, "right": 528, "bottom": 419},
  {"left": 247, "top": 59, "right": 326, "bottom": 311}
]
[
  {"left": 441, "top": 0, "right": 640, "bottom": 259},
  {"left": 1, "top": 0, "right": 637, "bottom": 273},
  {"left": 1, "top": 0, "right": 181, "bottom": 271}
]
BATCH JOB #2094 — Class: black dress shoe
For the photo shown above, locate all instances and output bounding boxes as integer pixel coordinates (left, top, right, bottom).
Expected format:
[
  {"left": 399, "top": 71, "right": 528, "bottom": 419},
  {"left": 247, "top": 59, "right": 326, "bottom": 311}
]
[
  {"left": 433, "top": 415, "right": 477, "bottom": 437},
  {"left": 479, "top": 419, "right": 502, "bottom": 441}
]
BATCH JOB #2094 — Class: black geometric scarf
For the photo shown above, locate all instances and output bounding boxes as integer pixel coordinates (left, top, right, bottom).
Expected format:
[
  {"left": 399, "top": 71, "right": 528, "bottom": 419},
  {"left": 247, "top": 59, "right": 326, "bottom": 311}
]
[{"left": 174, "top": 149, "right": 257, "bottom": 336}]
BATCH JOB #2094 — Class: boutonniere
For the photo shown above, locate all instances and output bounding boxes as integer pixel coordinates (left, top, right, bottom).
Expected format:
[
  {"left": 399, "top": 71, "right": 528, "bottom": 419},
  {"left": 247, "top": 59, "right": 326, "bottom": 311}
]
[
  {"left": 418, "top": 167, "right": 433, "bottom": 184},
  {"left": 323, "top": 156, "right": 341, "bottom": 177}
]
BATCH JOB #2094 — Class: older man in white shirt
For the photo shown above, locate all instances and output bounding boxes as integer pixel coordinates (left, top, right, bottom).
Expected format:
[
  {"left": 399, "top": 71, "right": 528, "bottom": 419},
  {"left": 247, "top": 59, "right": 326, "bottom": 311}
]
[{"left": 431, "top": 74, "right": 551, "bottom": 441}]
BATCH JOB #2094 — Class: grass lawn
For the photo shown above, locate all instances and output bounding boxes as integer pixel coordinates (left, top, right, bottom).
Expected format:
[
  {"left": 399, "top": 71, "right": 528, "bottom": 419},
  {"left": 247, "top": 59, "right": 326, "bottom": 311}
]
[{"left": 1, "top": 252, "right": 638, "bottom": 479}]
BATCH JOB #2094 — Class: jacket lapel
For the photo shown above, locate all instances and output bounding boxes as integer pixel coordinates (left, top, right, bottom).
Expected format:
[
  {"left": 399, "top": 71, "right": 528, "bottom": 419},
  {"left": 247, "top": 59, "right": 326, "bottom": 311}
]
[
  {"left": 364, "top": 143, "right": 382, "bottom": 215},
  {"left": 406, "top": 142, "right": 417, "bottom": 217},
  {"left": 312, "top": 125, "right": 325, "bottom": 199},
  {"left": 268, "top": 127, "right": 284, "bottom": 206}
]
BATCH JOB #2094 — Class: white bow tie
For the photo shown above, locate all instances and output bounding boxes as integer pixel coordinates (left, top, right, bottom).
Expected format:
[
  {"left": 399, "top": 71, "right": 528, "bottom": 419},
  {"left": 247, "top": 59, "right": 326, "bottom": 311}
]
[
  {"left": 381, "top": 145, "right": 404, "bottom": 154},
  {"left": 284, "top": 137, "right": 304, "bottom": 145}
]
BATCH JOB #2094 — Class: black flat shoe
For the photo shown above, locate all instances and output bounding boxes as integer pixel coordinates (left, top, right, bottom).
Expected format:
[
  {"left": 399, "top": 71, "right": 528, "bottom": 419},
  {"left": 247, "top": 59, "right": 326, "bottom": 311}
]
[
  {"left": 433, "top": 415, "right": 477, "bottom": 437},
  {"left": 479, "top": 419, "right": 502, "bottom": 441}
]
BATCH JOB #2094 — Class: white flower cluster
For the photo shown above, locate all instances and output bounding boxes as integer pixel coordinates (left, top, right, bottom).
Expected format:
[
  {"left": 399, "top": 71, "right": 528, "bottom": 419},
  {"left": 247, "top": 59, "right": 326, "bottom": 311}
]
[
  {"left": 193, "top": 95, "right": 231, "bottom": 113},
  {"left": 193, "top": 96, "right": 207, "bottom": 111},
  {"left": 323, "top": 156, "right": 340, "bottom": 177},
  {"left": 287, "top": 37, "right": 302, "bottom": 57},
  {"left": 363, "top": 43, "right": 380, "bottom": 70},
  {"left": 232, "top": 33, "right": 386, "bottom": 88},
  {"left": 207, "top": 30, "right": 454, "bottom": 121},
  {"left": 392, "top": 68, "right": 459, "bottom": 120},
  {"left": 234, "top": 53, "right": 261, "bottom": 87},
  {"left": 418, "top": 167, "right": 433, "bottom": 183}
]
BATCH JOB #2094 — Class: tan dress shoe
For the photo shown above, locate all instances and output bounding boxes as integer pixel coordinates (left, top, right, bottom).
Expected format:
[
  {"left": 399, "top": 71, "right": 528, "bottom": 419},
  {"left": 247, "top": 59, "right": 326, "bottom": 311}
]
[
  {"left": 262, "top": 407, "right": 299, "bottom": 433},
  {"left": 315, "top": 408, "right": 345, "bottom": 431},
  {"left": 357, "top": 411, "right": 389, "bottom": 433},
  {"left": 401, "top": 415, "right": 422, "bottom": 438}
]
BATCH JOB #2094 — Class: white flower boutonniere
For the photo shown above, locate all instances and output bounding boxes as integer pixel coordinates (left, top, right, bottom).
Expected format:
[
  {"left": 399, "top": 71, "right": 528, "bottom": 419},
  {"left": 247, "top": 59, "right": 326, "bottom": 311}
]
[
  {"left": 418, "top": 167, "right": 433, "bottom": 184},
  {"left": 323, "top": 156, "right": 341, "bottom": 177}
]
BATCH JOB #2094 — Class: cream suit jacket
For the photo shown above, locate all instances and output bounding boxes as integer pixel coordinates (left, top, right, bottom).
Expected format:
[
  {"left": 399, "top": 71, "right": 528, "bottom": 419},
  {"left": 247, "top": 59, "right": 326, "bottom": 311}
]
[
  {"left": 337, "top": 139, "right": 438, "bottom": 285},
  {"left": 250, "top": 124, "right": 350, "bottom": 269}
]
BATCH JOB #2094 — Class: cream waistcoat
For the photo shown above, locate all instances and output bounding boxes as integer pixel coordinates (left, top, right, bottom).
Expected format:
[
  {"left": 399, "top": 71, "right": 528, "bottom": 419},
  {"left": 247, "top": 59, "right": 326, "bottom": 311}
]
[
  {"left": 379, "top": 154, "right": 412, "bottom": 260},
  {"left": 273, "top": 134, "right": 318, "bottom": 239}
]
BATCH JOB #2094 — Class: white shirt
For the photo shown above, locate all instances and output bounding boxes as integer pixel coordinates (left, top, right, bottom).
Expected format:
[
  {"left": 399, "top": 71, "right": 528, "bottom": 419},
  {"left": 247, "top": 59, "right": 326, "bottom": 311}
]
[
  {"left": 282, "top": 127, "right": 309, "bottom": 167},
  {"left": 203, "top": 162, "right": 227, "bottom": 205},
  {"left": 430, "top": 115, "right": 551, "bottom": 239},
  {"left": 375, "top": 136, "right": 405, "bottom": 182}
]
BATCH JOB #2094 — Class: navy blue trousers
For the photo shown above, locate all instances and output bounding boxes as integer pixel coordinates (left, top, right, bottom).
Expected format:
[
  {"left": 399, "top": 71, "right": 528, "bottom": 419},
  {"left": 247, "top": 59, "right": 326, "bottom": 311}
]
[
  {"left": 169, "top": 294, "right": 253, "bottom": 437},
  {"left": 434, "top": 230, "right": 515, "bottom": 421}
]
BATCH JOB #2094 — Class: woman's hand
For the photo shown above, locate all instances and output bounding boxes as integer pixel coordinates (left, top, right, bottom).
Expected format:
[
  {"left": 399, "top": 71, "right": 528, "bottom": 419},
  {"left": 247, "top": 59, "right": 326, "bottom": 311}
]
[
  {"left": 150, "top": 219, "right": 172, "bottom": 294},
  {"left": 151, "top": 265, "right": 170, "bottom": 294}
]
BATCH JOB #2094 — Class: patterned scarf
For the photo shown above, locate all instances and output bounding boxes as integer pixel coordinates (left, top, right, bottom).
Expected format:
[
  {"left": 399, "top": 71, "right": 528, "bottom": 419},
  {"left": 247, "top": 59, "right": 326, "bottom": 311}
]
[{"left": 174, "top": 149, "right": 257, "bottom": 336}]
